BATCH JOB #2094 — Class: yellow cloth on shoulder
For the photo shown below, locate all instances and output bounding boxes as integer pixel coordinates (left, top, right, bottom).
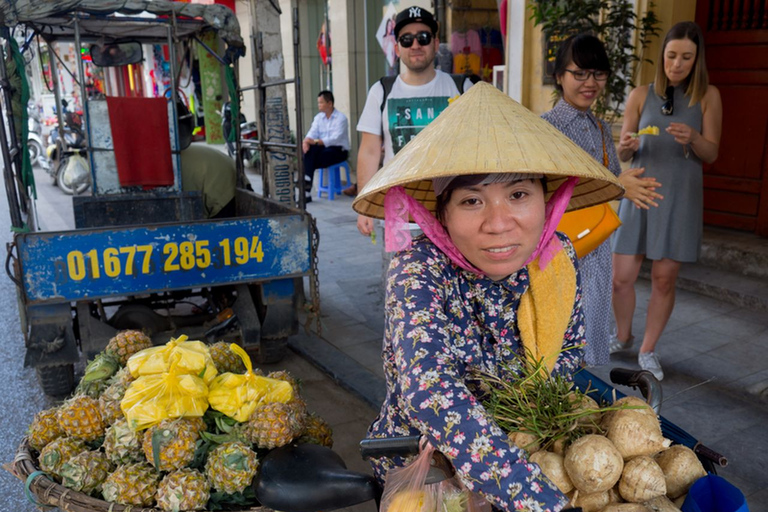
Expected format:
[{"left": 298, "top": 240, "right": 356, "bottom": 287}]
[{"left": 517, "top": 248, "right": 577, "bottom": 375}]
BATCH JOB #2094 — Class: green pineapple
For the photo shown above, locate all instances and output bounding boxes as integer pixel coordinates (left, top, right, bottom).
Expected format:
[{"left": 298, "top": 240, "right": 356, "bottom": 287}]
[
  {"left": 244, "top": 399, "right": 307, "bottom": 449},
  {"left": 102, "top": 462, "right": 160, "bottom": 507},
  {"left": 39, "top": 437, "right": 87, "bottom": 480},
  {"left": 208, "top": 341, "right": 246, "bottom": 374},
  {"left": 75, "top": 352, "right": 120, "bottom": 398},
  {"left": 103, "top": 418, "right": 144, "bottom": 465},
  {"left": 156, "top": 468, "right": 210, "bottom": 511},
  {"left": 58, "top": 395, "right": 105, "bottom": 441},
  {"left": 59, "top": 450, "right": 112, "bottom": 494},
  {"left": 98, "top": 367, "right": 134, "bottom": 425},
  {"left": 204, "top": 441, "right": 259, "bottom": 494},
  {"left": 105, "top": 329, "right": 153, "bottom": 365},
  {"left": 28, "top": 407, "right": 64, "bottom": 451},
  {"left": 298, "top": 413, "right": 334, "bottom": 448},
  {"left": 142, "top": 418, "right": 201, "bottom": 472}
]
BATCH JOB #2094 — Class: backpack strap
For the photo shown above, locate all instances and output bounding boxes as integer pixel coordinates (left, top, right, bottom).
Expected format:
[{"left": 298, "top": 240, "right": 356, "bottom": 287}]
[
  {"left": 378, "top": 73, "right": 481, "bottom": 113},
  {"left": 378, "top": 76, "right": 397, "bottom": 113}
]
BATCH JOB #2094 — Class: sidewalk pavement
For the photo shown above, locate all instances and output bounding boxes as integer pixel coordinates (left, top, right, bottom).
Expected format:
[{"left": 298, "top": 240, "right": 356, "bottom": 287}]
[{"left": 282, "top": 170, "right": 768, "bottom": 511}]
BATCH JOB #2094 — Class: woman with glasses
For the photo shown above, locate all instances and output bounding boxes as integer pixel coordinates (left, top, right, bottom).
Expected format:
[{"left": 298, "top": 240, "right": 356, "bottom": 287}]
[
  {"left": 542, "top": 34, "right": 663, "bottom": 368},
  {"left": 611, "top": 22, "right": 723, "bottom": 380}
]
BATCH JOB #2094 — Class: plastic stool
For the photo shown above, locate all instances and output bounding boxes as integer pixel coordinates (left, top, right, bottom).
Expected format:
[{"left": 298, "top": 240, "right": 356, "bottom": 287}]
[{"left": 317, "top": 161, "right": 351, "bottom": 200}]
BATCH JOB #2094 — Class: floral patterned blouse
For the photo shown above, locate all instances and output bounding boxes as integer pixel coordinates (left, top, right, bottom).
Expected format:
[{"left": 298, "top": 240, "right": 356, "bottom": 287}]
[{"left": 367, "top": 233, "right": 585, "bottom": 512}]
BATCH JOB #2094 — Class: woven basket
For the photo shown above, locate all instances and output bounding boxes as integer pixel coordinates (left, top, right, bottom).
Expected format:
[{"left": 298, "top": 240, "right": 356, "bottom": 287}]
[{"left": 8, "top": 437, "right": 269, "bottom": 512}]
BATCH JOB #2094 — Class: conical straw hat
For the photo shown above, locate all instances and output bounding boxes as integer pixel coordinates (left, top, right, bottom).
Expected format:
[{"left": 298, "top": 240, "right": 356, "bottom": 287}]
[{"left": 353, "top": 82, "right": 623, "bottom": 219}]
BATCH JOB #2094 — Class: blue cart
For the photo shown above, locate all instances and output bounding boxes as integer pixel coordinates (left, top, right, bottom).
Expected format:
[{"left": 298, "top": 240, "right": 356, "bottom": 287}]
[{"left": 0, "top": 2, "right": 315, "bottom": 395}]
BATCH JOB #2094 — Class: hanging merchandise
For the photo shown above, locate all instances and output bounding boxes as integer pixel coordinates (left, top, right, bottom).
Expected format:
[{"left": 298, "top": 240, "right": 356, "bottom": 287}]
[
  {"left": 317, "top": 20, "right": 330, "bottom": 66},
  {"left": 376, "top": 4, "right": 398, "bottom": 68}
]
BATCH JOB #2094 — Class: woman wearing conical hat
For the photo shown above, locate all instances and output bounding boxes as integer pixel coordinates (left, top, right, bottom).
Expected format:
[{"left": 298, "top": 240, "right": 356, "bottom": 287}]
[{"left": 353, "top": 82, "right": 622, "bottom": 510}]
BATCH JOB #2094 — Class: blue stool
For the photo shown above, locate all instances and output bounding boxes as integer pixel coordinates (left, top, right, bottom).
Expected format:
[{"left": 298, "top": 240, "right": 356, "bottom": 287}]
[{"left": 317, "top": 161, "right": 351, "bottom": 200}]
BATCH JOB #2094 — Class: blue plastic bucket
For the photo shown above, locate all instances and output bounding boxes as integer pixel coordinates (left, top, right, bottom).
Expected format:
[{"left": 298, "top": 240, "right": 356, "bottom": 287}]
[{"left": 681, "top": 475, "right": 749, "bottom": 512}]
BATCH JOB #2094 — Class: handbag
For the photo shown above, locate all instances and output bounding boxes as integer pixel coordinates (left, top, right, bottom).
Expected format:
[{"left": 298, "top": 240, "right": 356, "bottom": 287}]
[{"left": 556, "top": 121, "right": 621, "bottom": 258}]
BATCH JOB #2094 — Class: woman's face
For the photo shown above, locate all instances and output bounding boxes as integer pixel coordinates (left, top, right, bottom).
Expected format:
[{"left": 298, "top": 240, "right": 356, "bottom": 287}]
[
  {"left": 442, "top": 180, "right": 546, "bottom": 281},
  {"left": 663, "top": 38, "right": 697, "bottom": 86},
  {"left": 558, "top": 60, "right": 607, "bottom": 111}
]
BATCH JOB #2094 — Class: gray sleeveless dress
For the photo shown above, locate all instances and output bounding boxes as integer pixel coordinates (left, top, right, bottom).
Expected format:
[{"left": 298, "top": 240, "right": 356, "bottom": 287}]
[{"left": 612, "top": 85, "right": 703, "bottom": 262}]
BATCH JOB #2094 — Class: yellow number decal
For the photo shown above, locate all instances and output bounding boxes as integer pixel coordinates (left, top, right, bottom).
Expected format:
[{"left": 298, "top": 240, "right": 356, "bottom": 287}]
[
  {"left": 219, "top": 239, "right": 232, "bottom": 266},
  {"left": 179, "top": 241, "right": 195, "bottom": 270},
  {"left": 195, "top": 240, "right": 210, "bottom": 268},
  {"left": 67, "top": 251, "right": 86, "bottom": 281},
  {"left": 137, "top": 245, "right": 153, "bottom": 274},
  {"left": 104, "top": 248, "right": 121, "bottom": 277},
  {"left": 163, "top": 243, "right": 180, "bottom": 271},
  {"left": 234, "top": 237, "right": 249, "bottom": 265},
  {"left": 250, "top": 236, "right": 264, "bottom": 263},
  {"left": 120, "top": 246, "right": 137, "bottom": 276},
  {"left": 86, "top": 249, "right": 100, "bottom": 279}
]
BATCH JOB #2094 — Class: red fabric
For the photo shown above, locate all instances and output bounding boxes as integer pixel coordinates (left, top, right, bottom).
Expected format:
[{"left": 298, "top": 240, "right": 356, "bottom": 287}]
[
  {"left": 500, "top": 0, "right": 508, "bottom": 38},
  {"left": 106, "top": 96, "right": 174, "bottom": 188}
]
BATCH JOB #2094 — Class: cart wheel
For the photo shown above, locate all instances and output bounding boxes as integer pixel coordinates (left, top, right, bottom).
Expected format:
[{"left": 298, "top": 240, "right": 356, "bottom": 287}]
[
  {"left": 256, "top": 337, "right": 288, "bottom": 364},
  {"left": 36, "top": 364, "right": 75, "bottom": 397}
]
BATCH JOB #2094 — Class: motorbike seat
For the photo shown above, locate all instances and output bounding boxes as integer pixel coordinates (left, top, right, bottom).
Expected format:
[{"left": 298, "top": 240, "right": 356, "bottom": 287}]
[{"left": 254, "top": 443, "right": 379, "bottom": 512}]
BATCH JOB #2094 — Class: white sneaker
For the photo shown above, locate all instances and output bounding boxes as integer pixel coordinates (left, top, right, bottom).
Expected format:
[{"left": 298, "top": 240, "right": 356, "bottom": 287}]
[
  {"left": 638, "top": 351, "right": 664, "bottom": 381},
  {"left": 609, "top": 334, "right": 634, "bottom": 354}
]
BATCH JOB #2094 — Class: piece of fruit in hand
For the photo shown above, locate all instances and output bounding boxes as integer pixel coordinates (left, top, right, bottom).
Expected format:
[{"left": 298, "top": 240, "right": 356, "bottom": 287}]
[{"left": 635, "top": 125, "right": 659, "bottom": 136}]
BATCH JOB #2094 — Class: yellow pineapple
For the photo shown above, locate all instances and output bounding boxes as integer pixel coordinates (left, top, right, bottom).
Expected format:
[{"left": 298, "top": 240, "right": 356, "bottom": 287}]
[
  {"left": 58, "top": 395, "right": 104, "bottom": 441},
  {"left": 267, "top": 369, "right": 300, "bottom": 393},
  {"left": 298, "top": 413, "right": 334, "bottom": 448},
  {"left": 98, "top": 367, "right": 134, "bottom": 425},
  {"left": 142, "top": 418, "right": 201, "bottom": 471},
  {"left": 204, "top": 441, "right": 259, "bottom": 494},
  {"left": 28, "top": 407, "right": 64, "bottom": 451},
  {"left": 106, "top": 329, "right": 153, "bottom": 365},
  {"left": 208, "top": 341, "right": 247, "bottom": 374},
  {"left": 39, "top": 437, "right": 87, "bottom": 480},
  {"left": 244, "top": 399, "right": 307, "bottom": 449},
  {"left": 60, "top": 450, "right": 112, "bottom": 494},
  {"left": 102, "top": 462, "right": 160, "bottom": 507},
  {"left": 156, "top": 468, "right": 210, "bottom": 511}
]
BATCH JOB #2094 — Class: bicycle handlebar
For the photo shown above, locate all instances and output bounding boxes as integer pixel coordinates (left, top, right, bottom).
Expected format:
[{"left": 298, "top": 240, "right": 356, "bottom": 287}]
[{"left": 609, "top": 368, "right": 663, "bottom": 415}]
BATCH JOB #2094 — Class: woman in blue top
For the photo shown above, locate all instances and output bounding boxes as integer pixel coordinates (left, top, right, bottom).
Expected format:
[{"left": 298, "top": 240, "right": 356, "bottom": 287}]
[
  {"left": 353, "top": 83, "right": 623, "bottom": 512},
  {"left": 542, "top": 34, "right": 663, "bottom": 367}
]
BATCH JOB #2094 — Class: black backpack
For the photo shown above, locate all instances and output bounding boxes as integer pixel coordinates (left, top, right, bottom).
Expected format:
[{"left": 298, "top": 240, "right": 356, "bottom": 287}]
[{"left": 378, "top": 73, "right": 481, "bottom": 112}]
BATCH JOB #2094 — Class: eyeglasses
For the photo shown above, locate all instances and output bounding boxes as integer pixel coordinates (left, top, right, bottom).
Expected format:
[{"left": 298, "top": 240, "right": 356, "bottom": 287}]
[
  {"left": 563, "top": 69, "right": 610, "bottom": 81},
  {"left": 661, "top": 86, "right": 675, "bottom": 115},
  {"left": 398, "top": 31, "right": 433, "bottom": 48}
]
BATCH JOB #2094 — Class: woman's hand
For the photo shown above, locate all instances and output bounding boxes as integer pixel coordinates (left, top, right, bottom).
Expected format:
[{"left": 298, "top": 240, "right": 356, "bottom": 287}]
[
  {"left": 666, "top": 122, "right": 699, "bottom": 145},
  {"left": 618, "top": 133, "right": 640, "bottom": 155},
  {"left": 618, "top": 167, "right": 663, "bottom": 209}
]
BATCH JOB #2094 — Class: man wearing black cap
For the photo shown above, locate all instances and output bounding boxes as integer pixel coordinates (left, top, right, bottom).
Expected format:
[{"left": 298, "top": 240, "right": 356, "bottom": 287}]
[{"left": 351, "top": 5, "right": 473, "bottom": 237}]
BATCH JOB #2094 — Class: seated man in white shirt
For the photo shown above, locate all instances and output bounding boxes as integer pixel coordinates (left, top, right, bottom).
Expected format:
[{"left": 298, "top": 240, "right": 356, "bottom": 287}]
[{"left": 302, "top": 90, "right": 350, "bottom": 203}]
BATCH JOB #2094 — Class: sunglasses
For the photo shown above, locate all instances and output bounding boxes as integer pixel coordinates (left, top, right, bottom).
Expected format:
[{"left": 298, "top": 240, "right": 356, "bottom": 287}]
[
  {"left": 564, "top": 69, "right": 610, "bottom": 81},
  {"left": 661, "top": 85, "right": 675, "bottom": 115},
  {"left": 398, "top": 31, "right": 433, "bottom": 48}
]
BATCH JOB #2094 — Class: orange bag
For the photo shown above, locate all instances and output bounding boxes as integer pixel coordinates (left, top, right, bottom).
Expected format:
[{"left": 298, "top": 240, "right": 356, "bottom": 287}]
[{"left": 557, "top": 203, "right": 621, "bottom": 259}]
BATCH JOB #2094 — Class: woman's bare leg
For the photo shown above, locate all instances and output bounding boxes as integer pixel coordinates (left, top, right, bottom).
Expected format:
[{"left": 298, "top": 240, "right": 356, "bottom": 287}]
[
  {"left": 641, "top": 258, "right": 681, "bottom": 353},
  {"left": 612, "top": 253, "right": 644, "bottom": 343}
]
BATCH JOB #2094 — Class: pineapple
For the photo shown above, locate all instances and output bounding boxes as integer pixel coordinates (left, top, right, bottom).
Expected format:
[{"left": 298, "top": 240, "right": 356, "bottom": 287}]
[
  {"left": 28, "top": 407, "right": 64, "bottom": 451},
  {"left": 156, "top": 468, "right": 210, "bottom": 511},
  {"left": 102, "top": 462, "right": 160, "bottom": 507},
  {"left": 98, "top": 367, "right": 134, "bottom": 425},
  {"left": 75, "top": 352, "right": 120, "bottom": 398},
  {"left": 39, "top": 437, "right": 87, "bottom": 480},
  {"left": 103, "top": 419, "right": 144, "bottom": 465},
  {"left": 58, "top": 395, "right": 105, "bottom": 441},
  {"left": 244, "top": 399, "right": 307, "bottom": 449},
  {"left": 267, "top": 370, "right": 300, "bottom": 393},
  {"left": 204, "top": 441, "right": 259, "bottom": 494},
  {"left": 106, "top": 329, "right": 153, "bottom": 365},
  {"left": 142, "top": 418, "right": 201, "bottom": 472},
  {"left": 298, "top": 413, "right": 334, "bottom": 448},
  {"left": 208, "top": 341, "right": 246, "bottom": 374},
  {"left": 59, "top": 450, "right": 112, "bottom": 494}
]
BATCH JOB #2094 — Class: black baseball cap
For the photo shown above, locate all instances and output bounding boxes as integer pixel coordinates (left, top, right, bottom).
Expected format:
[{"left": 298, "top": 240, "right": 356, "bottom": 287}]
[{"left": 394, "top": 6, "right": 439, "bottom": 38}]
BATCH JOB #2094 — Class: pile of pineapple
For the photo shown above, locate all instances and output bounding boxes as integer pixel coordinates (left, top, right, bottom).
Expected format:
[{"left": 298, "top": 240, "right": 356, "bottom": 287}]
[{"left": 25, "top": 330, "right": 333, "bottom": 511}]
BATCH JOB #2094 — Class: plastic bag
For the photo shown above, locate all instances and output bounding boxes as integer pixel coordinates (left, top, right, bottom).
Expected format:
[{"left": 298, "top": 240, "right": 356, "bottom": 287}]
[
  {"left": 63, "top": 154, "right": 89, "bottom": 188},
  {"left": 208, "top": 343, "right": 294, "bottom": 422},
  {"left": 121, "top": 353, "right": 209, "bottom": 430},
  {"left": 127, "top": 335, "right": 218, "bottom": 385},
  {"left": 380, "top": 438, "right": 491, "bottom": 512}
]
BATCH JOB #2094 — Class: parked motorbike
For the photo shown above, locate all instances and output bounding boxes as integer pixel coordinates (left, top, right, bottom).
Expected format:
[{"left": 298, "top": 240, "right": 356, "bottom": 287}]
[
  {"left": 46, "top": 104, "right": 90, "bottom": 195},
  {"left": 222, "top": 101, "right": 259, "bottom": 168},
  {"left": 26, "top": 105, "right": 46, "bottom": 169}
]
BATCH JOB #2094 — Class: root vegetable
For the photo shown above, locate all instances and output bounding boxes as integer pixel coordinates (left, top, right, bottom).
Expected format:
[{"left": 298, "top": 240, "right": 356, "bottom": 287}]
[
  {"left": 644, "top": 495, "right": 682, "bottom": 511},
  {"left": 570, "top": 489, "right": 610, "bottom": 512},
  {"left": 654, "top": 445, "right": 707, "bottom": 499},
  {"left": 619, "top": 456, "right": 667, "bottom": 503},
  {"left": 508, "top": 431, "right": 540, "bottom": 454},
  {"left": 530, "top": 451, "right": 573, "bottom": 493},
  {"left": 605, "top": 409, "right": 671, "bottom": 460},
  {"left": 673, "top": 494, "right": 686, "bottom": 507},
  {"left": 552, "top": 437, "right": 567, "bottom": 455},
  {"left": 601, "top": 396, "right": 655, "bottom": 430},
  {"left": 569, "top": 392, "right": 602, "bottom": 431},
  {"left": 564, "top": 434, "right": 623, "bottom": 493},
  {"left": 602, "top": 505, "right": 650, "bottom": 512}
]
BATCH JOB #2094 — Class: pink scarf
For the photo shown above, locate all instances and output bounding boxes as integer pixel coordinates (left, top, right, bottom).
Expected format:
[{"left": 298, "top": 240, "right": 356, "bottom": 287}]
[{"left": 383, "top": 176, "right": 578, "bottom": 273}]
